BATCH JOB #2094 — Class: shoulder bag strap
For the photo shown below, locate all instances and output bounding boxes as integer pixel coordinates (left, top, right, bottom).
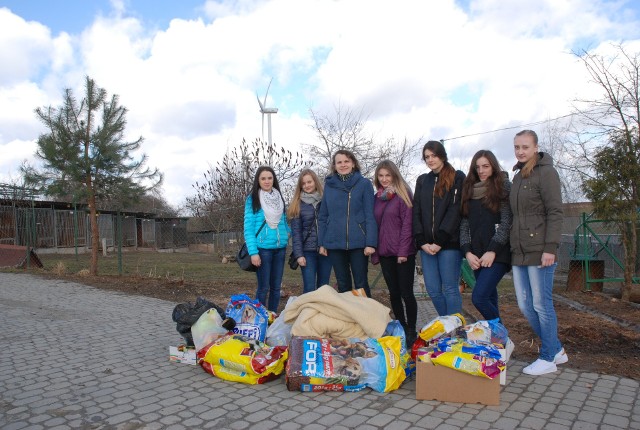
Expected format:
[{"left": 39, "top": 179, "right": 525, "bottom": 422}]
[{"left": 255, "top": 220, "right": 267, "bottom": 237}]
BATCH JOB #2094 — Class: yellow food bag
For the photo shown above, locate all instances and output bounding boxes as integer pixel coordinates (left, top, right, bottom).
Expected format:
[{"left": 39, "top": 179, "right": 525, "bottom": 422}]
[
  {"left": 419, "top": 313, "right": 466, "bottom": 342},
  {"left": 197, "top": 334, "right": 288, "bottom": 384}
]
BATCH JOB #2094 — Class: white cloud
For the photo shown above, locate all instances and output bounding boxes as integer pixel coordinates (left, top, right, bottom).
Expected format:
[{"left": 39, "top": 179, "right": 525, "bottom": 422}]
[{"left": 0, "top": 0, "right": 639, "bottom": 207}]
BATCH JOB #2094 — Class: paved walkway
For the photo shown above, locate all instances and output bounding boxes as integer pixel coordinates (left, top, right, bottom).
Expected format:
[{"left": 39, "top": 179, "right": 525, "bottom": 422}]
[{"left": 0, "top": 272, "right": 638, "bottom": 430}]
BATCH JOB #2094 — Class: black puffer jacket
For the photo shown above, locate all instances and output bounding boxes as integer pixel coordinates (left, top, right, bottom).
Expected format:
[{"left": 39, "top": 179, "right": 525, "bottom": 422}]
[
  {"left": 412, "top": 169, "right": 465, "bottom": 250},
  {"left": 460, "top": 180, "right": 512, "bottom": 268}
]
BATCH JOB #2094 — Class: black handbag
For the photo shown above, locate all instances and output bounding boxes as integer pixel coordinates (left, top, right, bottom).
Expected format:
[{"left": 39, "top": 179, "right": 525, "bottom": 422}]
[
  {"left": 237, "top": 221, "right": 266, "bottom": 272},
  {"left": 288, "top": 252, "right": 299, "bottom": 270}
]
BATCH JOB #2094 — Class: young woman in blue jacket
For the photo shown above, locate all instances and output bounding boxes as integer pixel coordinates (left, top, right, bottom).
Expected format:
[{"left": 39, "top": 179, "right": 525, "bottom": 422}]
[
  {"left": 318, "top": 150, "right": 377, "bottom": 297},
  {"left": 372, "top": 159, "right": 417, "bottom": 344},
  {"left": 287, "top": 169, "right": 332, "bottom": 294},
  {"left": 413, "top": 140, "right": 465, "bottom": 316},
  {"left": 243, "top": 166, "right": 290, "bottom": 312}
]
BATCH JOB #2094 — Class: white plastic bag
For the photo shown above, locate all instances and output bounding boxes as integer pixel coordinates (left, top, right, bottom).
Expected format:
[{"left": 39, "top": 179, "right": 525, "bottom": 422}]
[
  {"left": 192, "top": 308, "right": 229, "bottom": 352},
  {"left": 266, "top": 296, "right": 297, "bottom": 346}
]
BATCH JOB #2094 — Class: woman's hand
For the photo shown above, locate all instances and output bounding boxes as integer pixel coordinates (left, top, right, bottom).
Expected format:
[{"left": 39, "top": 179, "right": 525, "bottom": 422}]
[
  {"left": 251, "top": 254, "right": 261, "bottom": 267},
  {"left": 319, "top": 246, "right": 327, "bottom": 256},
  {"left": 540, "top": 252, "right": 555, "bottom": 267},
  {"left": 397, "top": 256, "right": 407, "bottom": 264},
  {"left": 422, "top": 243, "right": 441, "bottom": 255},
  {"left": 364, "top": 246, "right": 376, "bottom": 256},
  {"left": 479, "top": 251, "right": 496, "bottom": 268},
  {"left": 298, "top": 256, "right": 306, "bottom": 267},
  {"left": 466, "top": 252, "right": 480, "bottom": 270}
]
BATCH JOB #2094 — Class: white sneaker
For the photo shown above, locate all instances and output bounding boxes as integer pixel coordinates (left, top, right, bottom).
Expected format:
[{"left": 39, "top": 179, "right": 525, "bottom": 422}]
[
  {"left": 504, "top": 338, "right": 515, "bottom": 362},
  {"left": 523, "top": 358, "right": 557, "bottom": 376},
  {"left": 554, "top": 348, "right": 568, "bottom": 365}
]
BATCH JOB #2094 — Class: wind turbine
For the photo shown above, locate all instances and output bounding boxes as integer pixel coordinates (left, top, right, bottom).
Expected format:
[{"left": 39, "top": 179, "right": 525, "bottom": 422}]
[{"left": 256, "top": 78, "right": 278, "bottom": 146}]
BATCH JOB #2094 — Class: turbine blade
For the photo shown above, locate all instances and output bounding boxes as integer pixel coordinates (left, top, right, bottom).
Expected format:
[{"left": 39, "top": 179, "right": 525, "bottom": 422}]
[
  {"left": 256, "top": 93, "right": 264, "bottom": 111},
  {"left": 263, "top": 77, "right": 273, "bottom": 107},
  {"left": 262, "top": 113, "right": 265, "bottom": 140}
]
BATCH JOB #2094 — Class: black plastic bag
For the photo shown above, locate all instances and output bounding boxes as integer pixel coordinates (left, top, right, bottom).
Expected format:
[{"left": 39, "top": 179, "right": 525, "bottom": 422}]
[{"left": 172, "top": 296, "right": 225, "bottom": 346}]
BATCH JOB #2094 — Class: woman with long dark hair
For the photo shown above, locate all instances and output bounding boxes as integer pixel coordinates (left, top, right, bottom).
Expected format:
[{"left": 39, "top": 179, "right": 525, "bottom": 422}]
[
  {"left": 460, "top": 150, "right": 512, "bottom": 321},
  {"left": 243, "top": 166, "right": 289, "bottom": 312},
  {"left": 412, "top": 140, "right": 465, "bottom": 316}
]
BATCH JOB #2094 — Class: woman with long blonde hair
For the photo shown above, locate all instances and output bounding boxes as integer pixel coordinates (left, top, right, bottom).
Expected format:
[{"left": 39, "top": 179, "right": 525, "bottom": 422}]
[
  {"left": 372, "top": 160, "right": 418, "bottom": 345},
  {"left": 287, "top": 169, "right": 332, "bottom": 293}
]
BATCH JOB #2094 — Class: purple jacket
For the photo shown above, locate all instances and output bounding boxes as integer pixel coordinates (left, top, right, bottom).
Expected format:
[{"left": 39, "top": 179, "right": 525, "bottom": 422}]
[{"left": 373, "top": 193, "right": 415, "bottom": 259}]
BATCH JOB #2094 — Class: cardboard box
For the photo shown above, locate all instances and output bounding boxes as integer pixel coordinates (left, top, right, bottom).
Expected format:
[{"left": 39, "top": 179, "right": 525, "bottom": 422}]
[
  {"left": 415, "top": 360, "right": 500, "bottom": 405},
  {"left": 169, "top": 346, "right": 197, "bottom": 365}
]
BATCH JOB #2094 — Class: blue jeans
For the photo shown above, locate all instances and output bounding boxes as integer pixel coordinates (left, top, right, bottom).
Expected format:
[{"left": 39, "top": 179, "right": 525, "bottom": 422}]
[
  {"left": 256, "top": 247, "right": 286, "bottom": 312},
  {"left": 472, "top": 262, "right": 509, "bottom": 321},
  {"left": 301, "top": 251, "right": 333, "bottom": 293},
  {"left": 512, "top": 264, "right": 562, "bottom": 362},
  {"left": 420, "top": 249, "right": 462, "bottom": 316},
  {"left": 328, "top": 248, "right": 371, "bottom": 297}
]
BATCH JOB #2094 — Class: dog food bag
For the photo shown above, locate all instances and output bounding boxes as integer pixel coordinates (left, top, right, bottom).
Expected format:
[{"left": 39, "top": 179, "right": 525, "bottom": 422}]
[
  {"left": 435, "top": 337, "right": 503, "bottom": 361},
  {"left": 197, "top": 333, "right": 288, "bottom": 384},
  {"left": 225, "top": 294, "right": 269, "bottom": 342},
  {"left": 419, "top": 313, "right": 466, "bottom": 342},
  {"left": 285, "top": 336, "right": 405, "bottom": 393},
  {"left": 429, "top": 350, "right": 505, "bottom": 379},
  {"left": 465, "top": 318, "right": 508, "bottom": 347}
]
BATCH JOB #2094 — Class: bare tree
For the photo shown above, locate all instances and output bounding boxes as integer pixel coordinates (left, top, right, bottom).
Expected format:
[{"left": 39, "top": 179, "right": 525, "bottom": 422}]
[
  {"left": 567, "top": 44, "right": 640, "bottom": 301},
  {"left": 306, "top": 102, "right": 421, "bottom": 179},
  {"left": 186, "top": 138, "right": 310, "bottom": 233}
]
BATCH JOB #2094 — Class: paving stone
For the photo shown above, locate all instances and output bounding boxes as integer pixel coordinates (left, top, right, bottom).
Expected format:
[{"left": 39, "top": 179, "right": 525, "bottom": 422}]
[{"left": 1, "top": 273, "right": 639, "bottom": 430}]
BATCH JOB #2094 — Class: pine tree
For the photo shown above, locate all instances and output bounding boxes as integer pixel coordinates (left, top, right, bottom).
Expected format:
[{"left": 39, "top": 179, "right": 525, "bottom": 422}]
[{"left": 22, "top": 76, "right": 163, "bottom": 275}]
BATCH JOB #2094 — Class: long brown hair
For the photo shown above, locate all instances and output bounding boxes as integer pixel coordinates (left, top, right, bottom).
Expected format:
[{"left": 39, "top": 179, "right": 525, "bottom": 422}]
[
  {"left": 461, "top": 150, "right": 507, "bottom": 216},
  {"left": 287, "top": 169, "right": 324, "bottom": 219},
  {"left": 250, "top": 166, "right": 281, "bottom": 213},
  {"left": 514, "top": 129, "right": 539, "bottom": 178},
  {"left": 374, "top": 160, "right": 413, "bottom": 208},
  {"left": 423, "top": 140, "right": 455, "bottom": 197}
]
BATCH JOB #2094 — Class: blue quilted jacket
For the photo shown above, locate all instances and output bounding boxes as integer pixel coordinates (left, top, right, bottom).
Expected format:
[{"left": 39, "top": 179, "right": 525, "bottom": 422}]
[{"left": 317, "top": 171, "right": 378, "bottom": 250}]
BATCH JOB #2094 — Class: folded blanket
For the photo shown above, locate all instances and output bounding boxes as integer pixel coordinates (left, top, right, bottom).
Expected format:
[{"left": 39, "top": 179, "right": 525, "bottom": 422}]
[{"left": 283, "top": 285, "right": 391, "bottom": 339}]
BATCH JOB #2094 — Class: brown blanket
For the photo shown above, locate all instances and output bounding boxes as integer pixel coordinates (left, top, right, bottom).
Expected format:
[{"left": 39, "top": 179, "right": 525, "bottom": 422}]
[{"left": 283, "top": 285, "right": 391, "bottom": 339}]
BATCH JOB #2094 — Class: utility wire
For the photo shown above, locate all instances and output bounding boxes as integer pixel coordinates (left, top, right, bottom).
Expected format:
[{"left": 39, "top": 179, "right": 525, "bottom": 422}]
[{"left": 441, "top": 112, "right": 576, "bottom": 142}]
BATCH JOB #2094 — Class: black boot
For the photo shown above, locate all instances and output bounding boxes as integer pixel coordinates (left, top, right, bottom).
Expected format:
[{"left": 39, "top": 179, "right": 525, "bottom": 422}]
[{"left": 406, "top": 328, "right": 418, "bottom": 350}]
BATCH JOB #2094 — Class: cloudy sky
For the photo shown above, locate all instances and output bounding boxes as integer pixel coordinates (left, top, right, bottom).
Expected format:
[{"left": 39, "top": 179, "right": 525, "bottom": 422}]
[{"left": 1, "top": 0, "right": 639, "bottom": 208}]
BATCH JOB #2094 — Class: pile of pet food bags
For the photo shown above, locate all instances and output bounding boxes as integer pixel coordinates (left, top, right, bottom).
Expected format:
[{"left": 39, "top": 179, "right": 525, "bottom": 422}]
[
  {"left": 411, "top": 313, "right": 509, "bottom": 380},
  {"left": 171, "top": 294, "right": 413, "bottom": 393}
]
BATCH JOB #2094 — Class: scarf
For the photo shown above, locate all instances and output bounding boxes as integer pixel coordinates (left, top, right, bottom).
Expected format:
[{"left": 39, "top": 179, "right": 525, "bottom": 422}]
[
  {"left": 472, "top": 181, "right": 487, "bottom": 200},
  {"left": 337, "top": 171, "right": 355, "bottom": 182},
  {"left": 301, "top": 191, "right": 322, "bottom": 208},
  {"left": 259, "top": 189, "right": 284, "bottom": 229},
  {"left": 376, "top": 185, "right": 396, "bottom": 201}
]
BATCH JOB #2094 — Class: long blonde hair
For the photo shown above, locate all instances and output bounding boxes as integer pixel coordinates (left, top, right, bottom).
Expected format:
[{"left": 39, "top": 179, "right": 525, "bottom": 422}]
[
  {"left": 515, "top": 130, "right": 539, "bottom": 178},
  {"left": 287, "top": 169, "right": 324, "bottom": 219},
  {"left": 373, "top": 160, "right": 413, "bottom": 208}
]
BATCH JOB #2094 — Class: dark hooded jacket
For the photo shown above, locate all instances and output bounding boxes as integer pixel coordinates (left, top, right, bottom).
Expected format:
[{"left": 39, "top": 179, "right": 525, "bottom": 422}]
[{"left": 509, "top": 152, "right": 563, "bottom": 266}]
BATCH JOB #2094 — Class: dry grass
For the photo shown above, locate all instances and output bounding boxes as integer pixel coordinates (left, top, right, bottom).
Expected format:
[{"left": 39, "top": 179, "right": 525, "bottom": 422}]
[{"left": 35, "top": 249, "right": 386, "bottom": 289}]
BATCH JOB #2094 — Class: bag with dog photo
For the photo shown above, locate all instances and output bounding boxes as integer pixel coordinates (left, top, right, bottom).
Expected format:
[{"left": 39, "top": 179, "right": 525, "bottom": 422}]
[{"left": 225, "top": 294, "right": 269, "bottom": 342}]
